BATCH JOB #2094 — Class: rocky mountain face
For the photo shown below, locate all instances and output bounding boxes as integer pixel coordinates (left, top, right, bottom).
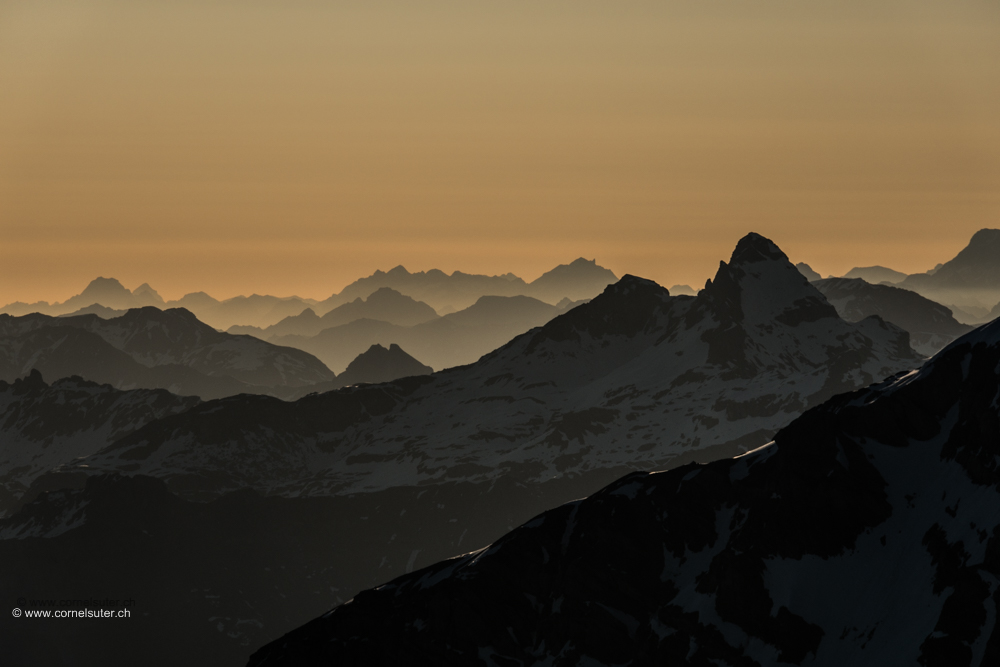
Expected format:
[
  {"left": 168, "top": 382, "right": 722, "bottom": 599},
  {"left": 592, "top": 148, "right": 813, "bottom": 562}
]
[
  {"left": 814, "top": 277, "right": 973, "bottom": 356},
  {"left": 249, "top": 316, "right": 1000, "bottom": 667},
  {"left": 0, "top": 371, "right": 199, "bottom": 517},
  {"left": 0, "top": 308, "right": 335, "bottom": 399},
  {"left": 271, "top": 294, "right": 566, "bottom": 372}
]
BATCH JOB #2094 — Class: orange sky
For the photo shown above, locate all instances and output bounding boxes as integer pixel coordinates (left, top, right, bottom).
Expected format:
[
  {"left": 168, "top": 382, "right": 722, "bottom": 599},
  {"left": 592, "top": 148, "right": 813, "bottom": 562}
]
[{"left": 2, "top": 0, "right": 999, "bottom": 304}]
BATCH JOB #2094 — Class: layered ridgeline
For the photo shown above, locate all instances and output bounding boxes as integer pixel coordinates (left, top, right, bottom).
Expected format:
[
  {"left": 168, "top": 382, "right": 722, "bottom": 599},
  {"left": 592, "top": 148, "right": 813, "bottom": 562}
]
[
  {"left": 314, "top": 257, "right": 617, "bottom": 314},
  {"left": 0, "top": 371, "right": 200, "bottom": 517},
  {"left": 898, "top": 228, "right": 1000, "bottom": 322},
  {"left": 0, "top": 278, "right": 317, "bottom": 330},
  {"left": 270, "top": 294, "right": 574, "bottom": 373},
  {"left": 0, "top": 258, "right": 617, "bottom": 330},
  {"left": 51, "top": 233, "right": 919, "bottom": 505},
  {"left": 0, "top": 307, "right": 335, "bottom": 400},
  {"left": 814, "top": 277, "right": 973, "bottom": 356},
  {"left": 0, "top": 234, "right": 923, "bottom": 666},
  {"left": 250, "top": 317, "right": 1000, "bottom": 667}
]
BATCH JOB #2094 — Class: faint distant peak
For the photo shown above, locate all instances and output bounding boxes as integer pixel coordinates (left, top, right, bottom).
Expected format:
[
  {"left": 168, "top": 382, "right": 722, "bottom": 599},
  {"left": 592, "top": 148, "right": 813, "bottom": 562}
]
[
  {"left": 387, "top": 265, "right": 410, "bottom": 276},
  {"left": 81, "top": 276, "right": 129, "bottom": 294},
  {"left": 795, "top": 263, "right": 821, "bottom": 282}
]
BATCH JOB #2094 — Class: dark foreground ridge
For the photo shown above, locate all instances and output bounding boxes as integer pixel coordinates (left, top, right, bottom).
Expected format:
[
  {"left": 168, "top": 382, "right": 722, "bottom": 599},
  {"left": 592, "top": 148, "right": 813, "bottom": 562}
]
[{"left": 249, "top": 317, "right": 1000, "bottom": 666}]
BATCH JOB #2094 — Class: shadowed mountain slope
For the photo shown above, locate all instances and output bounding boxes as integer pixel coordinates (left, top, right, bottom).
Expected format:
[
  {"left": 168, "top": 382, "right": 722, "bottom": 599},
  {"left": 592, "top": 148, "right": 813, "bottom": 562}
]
[
  {"left": 336, "top": 344, "right": 433, "bottom": 387},
  {"left": 0, "top": 371, "right": 199, "bottom": 517},
  {"left": 250, "top": 316, "right": 1000, "bottom": 667},
  {"left": 815, "top": 277, "right": 973, "bottom": 356},
  {"left": 0, "top": 308, "right": 335, "bottom": 398}
]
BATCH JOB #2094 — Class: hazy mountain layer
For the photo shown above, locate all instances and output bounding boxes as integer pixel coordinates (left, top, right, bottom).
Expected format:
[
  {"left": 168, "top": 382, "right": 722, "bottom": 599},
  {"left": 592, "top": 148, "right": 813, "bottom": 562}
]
[
  {"left": 899, "top": 228, "right": 1000, "bottom": 313},
  {"left": 814, "top": 277, "right": 973, "bottom": 356},
  {"left": 0, "top": 307, "right": 335, "bottom": 399},
  {"left": 315, "top": 258, "right": 617, "bottom": 313},
  {"left": 272, "top": 294, "right": 565, "bottom": 373},
  {"left": 842, "top": 265, "right": 907, "bottom": 284},
  {"left": 250, "top": 317, "right": 1000, "bottom": 667},
  {"left": 244, "top": 288, "right": 440, "bottom": 340}
]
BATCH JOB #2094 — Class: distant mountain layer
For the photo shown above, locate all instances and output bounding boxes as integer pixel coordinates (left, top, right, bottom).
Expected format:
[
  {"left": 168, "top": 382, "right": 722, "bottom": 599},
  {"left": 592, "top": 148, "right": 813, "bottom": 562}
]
[
  {"left": 0, "top": 278, "right": 318, "bottom": 330},
  {"left": 842, "top": 265, "right": 907, "bottom": 284},
  {"left": 0, "top": 371, "right": 199, "bottom": 517},
  {"left": 894, "top": 229, "right": 1000, "bottom": 316},
  {"left": 315, "top": 258, "right": 617, "bottom": 313},
  {"left": 249, "top": 317, "right": 1000, "bottom": 667},
  {"left": 0, "top": 307, "right": 335, "bottom": 399},
  {"left": 271, "top": 294, "right": 568, "bottom": 373},
  {"left": 337, "top": 343, "right": 432, "bottom": 387},
  {"left": 814, "top": 277, "right": 972, "bottom": 356},
  {"left": 795, "top": 262, "right": 821, "bottom": 281},
  {"left": 245, "top": 288, "right": 440, "bottom": 340}
]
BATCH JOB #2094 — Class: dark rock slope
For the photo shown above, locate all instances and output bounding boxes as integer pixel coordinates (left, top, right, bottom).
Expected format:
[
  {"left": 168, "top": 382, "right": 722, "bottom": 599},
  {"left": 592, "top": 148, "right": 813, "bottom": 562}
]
[
  {"left": 814, "top": 277, "right": 973, "bottom": 356},
  {"left": 249, "top": 317, "right": 1000, "bottom": 667},
  {"left": 0, "top": 371, "right": 199, "bottom": 517},
  {"left": 0, "top": 307, "right": 335, "bottom": 398},
  {"left": 336, "top": 343, "right": 433, "bottom": 387}
]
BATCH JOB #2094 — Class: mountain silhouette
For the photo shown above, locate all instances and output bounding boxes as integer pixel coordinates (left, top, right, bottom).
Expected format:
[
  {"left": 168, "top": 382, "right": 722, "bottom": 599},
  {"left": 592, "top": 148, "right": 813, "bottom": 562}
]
[
  {"left": 313, "top": 259, "right": 617, "bottom": 314},
  {"left": 336, "top": 344, "right": 433, "bottom": 387},
  {"left": 842, "top": 265, "right": 907, "bottom": 284},
  {"left": 814, "top": 277, "right": 973, "bottom": 355},
  {"left": 0, "top": 308, "right": 336, "bottom": 399},
  {"left": 897, "top": 229, "right": 1000, "bottom": 316},
  {"left": 794, "top": 262, "right": 821, "bottom": 281},
  {"left": 524, "top": 257, "right": 618, "bottom": 304},
  {"left": 271, "top": 294, "right": 566, "bottom": 373},
  {"left": 248, "top": 316, "right": 1000, "bottom": 667},
  {"left": 54, "top": 233, "right": 919, "bottom": 505}
]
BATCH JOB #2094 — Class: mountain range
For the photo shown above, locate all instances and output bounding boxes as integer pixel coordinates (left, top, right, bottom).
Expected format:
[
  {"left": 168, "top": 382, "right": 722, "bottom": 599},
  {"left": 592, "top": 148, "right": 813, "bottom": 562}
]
[
  {"left": 813, "top": 277, "right": 973, "bottom": 356},
  {"left": 0, "top": 232, "right": 929, "bottom": 667},
  {"left": 0, "top": 307, "right": 336, "bottom": 400},
  {"left": 270, "top": 293, "right": 575, "bottom": 373},
  {"left": 249, "top": 314, "right": 1000, "bottom": 667},
  {"left": 0, "top": 258, "right": 618, "bottom": 331}
]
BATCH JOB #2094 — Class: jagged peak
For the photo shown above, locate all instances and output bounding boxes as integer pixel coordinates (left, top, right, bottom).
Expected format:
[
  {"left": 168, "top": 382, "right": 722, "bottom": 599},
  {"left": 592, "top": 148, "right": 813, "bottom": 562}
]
[{"left": 729, "top": 232, "right": 787, "bottom": 266}]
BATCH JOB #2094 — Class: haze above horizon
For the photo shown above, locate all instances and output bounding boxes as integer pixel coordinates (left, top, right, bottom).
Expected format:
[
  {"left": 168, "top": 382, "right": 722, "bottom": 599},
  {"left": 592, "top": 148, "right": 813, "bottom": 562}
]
[{"left": 2, "top": 0, "right": 998, "bottom": 304}]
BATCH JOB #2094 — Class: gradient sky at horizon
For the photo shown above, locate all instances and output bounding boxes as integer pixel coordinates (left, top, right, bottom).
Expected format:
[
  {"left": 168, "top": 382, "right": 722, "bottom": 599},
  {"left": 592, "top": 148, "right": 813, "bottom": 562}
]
[{"left": 2, "top": 0, "right": 999, "bottom": 304}]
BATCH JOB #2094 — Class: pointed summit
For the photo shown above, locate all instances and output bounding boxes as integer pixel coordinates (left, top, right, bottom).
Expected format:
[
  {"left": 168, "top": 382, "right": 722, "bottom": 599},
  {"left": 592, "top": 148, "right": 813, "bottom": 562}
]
[
  {"left": 702, "top": 233, "right": 836, "bottom": 327},
  {"left": 132, "top": 283, "right": 165, "bottom": 305},
  {"left": 729, "top": 232, "right": 787, "bottom": 265}
]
